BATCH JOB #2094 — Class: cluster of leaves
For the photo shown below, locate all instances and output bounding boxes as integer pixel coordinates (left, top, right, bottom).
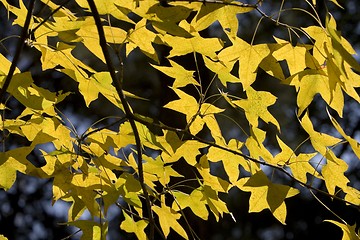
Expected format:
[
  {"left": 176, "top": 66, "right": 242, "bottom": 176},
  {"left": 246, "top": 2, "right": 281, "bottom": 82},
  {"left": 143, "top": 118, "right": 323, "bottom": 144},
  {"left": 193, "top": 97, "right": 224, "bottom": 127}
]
[{"left": 0, "top": 0, "right": 359, "bottom": 239}]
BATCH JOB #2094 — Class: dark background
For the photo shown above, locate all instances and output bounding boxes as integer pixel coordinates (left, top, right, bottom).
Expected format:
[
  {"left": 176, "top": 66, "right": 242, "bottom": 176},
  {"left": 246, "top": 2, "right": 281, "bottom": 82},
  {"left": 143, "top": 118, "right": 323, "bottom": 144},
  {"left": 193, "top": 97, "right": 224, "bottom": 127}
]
[{"left": 0, "top": 0, "right": 359, "bottom": 239}]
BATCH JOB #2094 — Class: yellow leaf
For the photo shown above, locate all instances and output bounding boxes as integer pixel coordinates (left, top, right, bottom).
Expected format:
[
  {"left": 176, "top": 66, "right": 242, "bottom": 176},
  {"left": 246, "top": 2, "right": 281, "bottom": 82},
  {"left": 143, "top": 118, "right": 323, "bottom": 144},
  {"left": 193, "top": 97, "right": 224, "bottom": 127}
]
[
  {"left": 286, "top": 69, "right": 344, "bottom": 116},
  {"left": 272, "top": 37, "right": 308, "bottom": 76},
  {"left": 300, "top": 112, "right": 341, "bottom": 155},
  {"left": 203, "top": 56, "right": 240, "bottom": 86},
  {"left": 164, "top": 88, "right": 199, "bottom": 123},
  {"left": 67, "top": 220, "right": 108, "bottom": 240},
  {"left": 245, "top": 126, "right": 274, "bottom": 165},
  {"left": 116, "top": 172, "right": 142, "bottom": 208},
  {"left": 219, "top": 37, "right": 270, "bottom": 89},
  {"left": 326, "top": 14, "right": 360, "bottom": 74},
  {"left": 128, "top": 18, "right": 159, "bottom": 61},
  {"left": 0, "top": 234, "right": 8, "bottom": 240},
  {"left": 76, "top": 18, "right": 128, "bottom": 62},
  {"left": 344, "top": 186, "right": 360, "bottom": 206},
  {"left": 145, "top": 5, "right": 192, "bottom": 37},
  {"left": 324, "top": 221, "right": 359, "bottom": 240},
  {"left": 143, "top": 155, "right": 183, "bottom": 186},
  {"left": 322, "top": 150, "right": 349, "bottom": 195},
  {"left": 233, "top": 87, "right": 280, "bottom": 130},
  {"left": 274, "top": 136, "right": 321, "bottom": 183},
  {"left": 0, "top": 0, "right": 28, "bottom": 27},
  {"left": 192, "top": 3, "right": 255, "bottom": 37},
  {"left": 163, "top": 140, "right": 207, "bottom": 165},
  {"left": 120, "top": 212, "right": 148, "bottom": 240},
  {"left": 151, "top": 60, "right": 199, "bottom": 88},
  {"left": 236, "top": 171, "right": 299, "bottom": 224},
  {"left": 208, "top": 139, "right": 251, "bottom": 183},
  {"left": 76, "top": 0, "right": 134, "bottom": 23},
  {"left": 302, "top": 26, "right": 329, "bottom": 65},
  {"left": 200, "top": 185, "right": 229, "bottom": 221},
  {"left": 172, "top": 189, "right": 209, "bottom": 220},
  {"left": 162, "top": 21, "right": 223, "bottom": 59},
  {"left": 329, "top": 113, "right": 360, "bottom": 160},
  {"left": 196, "top": 155, "right": 230, "bottom": 193},
  {"left": 153, "top": 205, "right": 188, "bottom": 239}
]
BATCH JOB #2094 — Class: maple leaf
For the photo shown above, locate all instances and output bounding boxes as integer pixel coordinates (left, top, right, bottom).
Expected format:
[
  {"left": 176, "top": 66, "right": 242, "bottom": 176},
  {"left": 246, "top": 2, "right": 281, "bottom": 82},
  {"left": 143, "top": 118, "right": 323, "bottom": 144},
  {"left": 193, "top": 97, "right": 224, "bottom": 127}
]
[
  {"left": 172, "top": 189, "right": 209, "bottom": 220},
  {"left": 245, "top": 126, "right": 274, "bottom": 165},
  {"left": 151, "top": 60, "right": 199, "bottom": 88},
  {"left": 218, "top": 36, "right": 271, "bottom": 89},
  {"left": 127, "top": 18, "right": 160, "bottom": 61},
  {"left": 233, "top": 87, "right": 280, "bottom": 130},
  {"left": 120, "top": 212, "right": 148, "bottom": 240},
  {"left": 76, "top": 18, "right": 127, "bottom": 62},
  {"left": 274, "top": 136, "right": 321, "bottom": 183},
  {"left": 300, "top": 112, "right": 341, "bottom": 155},
  {"left": 322, "top": 150, "right": 349, "bottom": 195},
  {"left": 208, "top": 139, "right": 251, "bottom": 183},
  {"left": 286, "top": 69, "right": 344, "bottom": 116},
  {"left": 164, "top": 88, "right": 199, "bottom": 123},
  {"left": 328, "top": 108, "right": 360, "bottom": 160},
  {"left": 162, "top": 21, "right": 223, "bottom": 59},
  {"left": 272, "top": 37, "right": 308, "bottom": 76},
  {"left": 67, "top": 220, "right": 108, "bottom": 240},
  {"left": 203, "top": 56, "right": 240, "bottom": 86},
  {"left": 324, "top": 221, "right": 360, "bottom": 240},
  {"left": 192, "top": 2, "right": 255, "bottom": 37},
  {"left": 236, "top": 171, "right": 299, "bottom": 224},
  {"left": 153, "top": 205, "right": 188, "bottom": 239}
]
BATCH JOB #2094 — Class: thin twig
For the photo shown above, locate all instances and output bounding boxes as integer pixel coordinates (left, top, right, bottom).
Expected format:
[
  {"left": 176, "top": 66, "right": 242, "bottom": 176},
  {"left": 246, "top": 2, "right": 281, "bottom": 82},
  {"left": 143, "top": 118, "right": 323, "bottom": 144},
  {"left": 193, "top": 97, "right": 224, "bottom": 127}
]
[
  {"left": 30, "top": 0, "right": 73, "bottom": 36},
  {"left": 131, "top": 114, "right": 360, "bottom": 210},
  {"left": 86, "top": 1, "right": 155, "bottom": 239},
  {"left": 0, "top": 0, "right": 36, "bottom": 102}
]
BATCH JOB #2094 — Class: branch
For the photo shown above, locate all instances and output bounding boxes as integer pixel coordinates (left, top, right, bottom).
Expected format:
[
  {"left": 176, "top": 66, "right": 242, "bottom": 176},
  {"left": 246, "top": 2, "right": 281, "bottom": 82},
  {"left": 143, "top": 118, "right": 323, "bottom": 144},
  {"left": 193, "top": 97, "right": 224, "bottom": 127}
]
[
  {"left": 0, "top": 0, "right": 36, "bottom": 102},
  {"left": 164, "top": 0, "right": 258, "bottom": 8},
  {"left": 132, "top": 114, "right": 360, "bottom": 210},
  {"left": 86, "top": 1, "right": 155, "bottom": 238},
  {"left": 29, "top": 0, "right": 72, "bottom": 36}
]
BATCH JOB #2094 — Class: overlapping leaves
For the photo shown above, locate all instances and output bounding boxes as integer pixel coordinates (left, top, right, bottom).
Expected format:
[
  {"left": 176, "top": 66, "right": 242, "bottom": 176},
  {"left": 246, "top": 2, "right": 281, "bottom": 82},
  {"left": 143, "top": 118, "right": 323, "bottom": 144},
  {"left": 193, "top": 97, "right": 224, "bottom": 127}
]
[{"left": 0, "top": 0, "right": 359, "bottom": 239}]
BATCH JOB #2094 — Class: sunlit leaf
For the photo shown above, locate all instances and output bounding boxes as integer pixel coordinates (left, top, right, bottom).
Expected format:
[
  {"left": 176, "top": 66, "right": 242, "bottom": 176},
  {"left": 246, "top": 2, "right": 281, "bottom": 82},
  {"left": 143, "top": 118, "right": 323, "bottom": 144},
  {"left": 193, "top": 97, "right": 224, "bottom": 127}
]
[{"left": 236, "top": 171, "right": 299, "bottom": 224}]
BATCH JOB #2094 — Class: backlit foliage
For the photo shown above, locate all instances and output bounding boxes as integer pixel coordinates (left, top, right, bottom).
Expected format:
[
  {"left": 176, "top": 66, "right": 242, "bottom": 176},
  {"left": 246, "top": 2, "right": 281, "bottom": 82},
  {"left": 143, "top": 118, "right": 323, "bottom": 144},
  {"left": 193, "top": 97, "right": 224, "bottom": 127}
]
[{"left": 0, "top": 0, "right": 359, "bottom": 239}]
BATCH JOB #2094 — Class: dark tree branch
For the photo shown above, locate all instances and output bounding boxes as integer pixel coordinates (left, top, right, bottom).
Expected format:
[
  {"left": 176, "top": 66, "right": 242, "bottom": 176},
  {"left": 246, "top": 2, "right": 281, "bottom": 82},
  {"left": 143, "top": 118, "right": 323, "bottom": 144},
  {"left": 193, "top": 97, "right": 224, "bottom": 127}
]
[
  {"left": 132, "top": 114, "right": 360, "bottom": 211},
  {"left": 0, "top": 0, "right": 36, "bottom": 102},
  {"left": 29, "top": 0, "right": 72, "bottom": 36},
  {"left": 86, "top": 0, "right": 155, "bottom": 239}
]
